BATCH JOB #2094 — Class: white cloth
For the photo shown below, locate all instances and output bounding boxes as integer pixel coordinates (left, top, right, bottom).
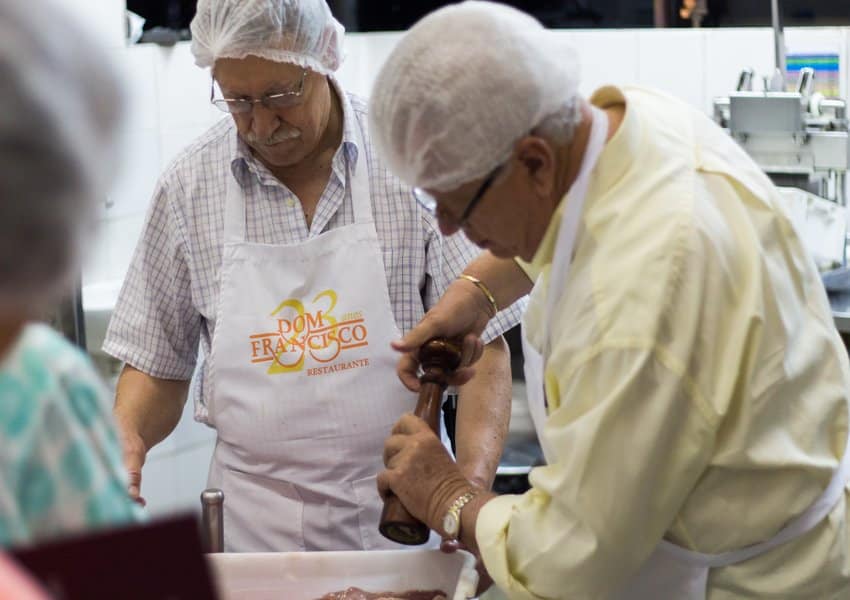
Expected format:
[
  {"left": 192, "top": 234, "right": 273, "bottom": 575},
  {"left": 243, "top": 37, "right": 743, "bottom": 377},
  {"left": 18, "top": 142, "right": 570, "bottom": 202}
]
[
  {"left": 368, "top": 1, "right": 580, "bottom": 192},
  {"left": 205, "top": 122, "right": 439, "bottom": 552},
  {"left": 190, "top": 0, "right": 344, "bottom": 74},
  {"left": 523, "top": 106, "right": 609, "bottom": 461}
]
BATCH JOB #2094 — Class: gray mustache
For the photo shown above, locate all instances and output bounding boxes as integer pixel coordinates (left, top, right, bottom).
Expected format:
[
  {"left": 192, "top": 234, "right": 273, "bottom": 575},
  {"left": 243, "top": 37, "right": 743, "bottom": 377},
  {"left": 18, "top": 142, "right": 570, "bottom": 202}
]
[{"left": 243, "top": 126, "right": 301, "bottom": 146}]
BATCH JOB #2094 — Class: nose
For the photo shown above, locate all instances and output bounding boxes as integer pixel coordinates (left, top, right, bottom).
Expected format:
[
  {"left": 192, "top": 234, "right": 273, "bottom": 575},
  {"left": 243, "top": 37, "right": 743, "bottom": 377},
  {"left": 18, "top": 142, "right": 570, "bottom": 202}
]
[{"left": 249, "top": 104, "right": 281, "bottom": 139}]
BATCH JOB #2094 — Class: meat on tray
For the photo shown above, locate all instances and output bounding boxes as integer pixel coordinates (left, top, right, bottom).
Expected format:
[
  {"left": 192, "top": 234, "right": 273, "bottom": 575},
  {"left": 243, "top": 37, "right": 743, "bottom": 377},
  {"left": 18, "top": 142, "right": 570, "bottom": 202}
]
[{"left": 316, "top": 588, "right": 447, "bottom": 600}]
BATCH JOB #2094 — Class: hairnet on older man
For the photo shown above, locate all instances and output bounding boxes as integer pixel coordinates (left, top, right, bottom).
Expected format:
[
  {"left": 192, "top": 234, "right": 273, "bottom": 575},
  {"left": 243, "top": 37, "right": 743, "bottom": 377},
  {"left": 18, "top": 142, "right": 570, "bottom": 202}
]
[
  {"left": 0, "top": 0, "right": 123, "bottom": 315},
  {"left": 369, "top": 0, "right": 581, "bottom": 192},
  {"left": 191, "top": 0, "right": 345, "bottom": 74}
]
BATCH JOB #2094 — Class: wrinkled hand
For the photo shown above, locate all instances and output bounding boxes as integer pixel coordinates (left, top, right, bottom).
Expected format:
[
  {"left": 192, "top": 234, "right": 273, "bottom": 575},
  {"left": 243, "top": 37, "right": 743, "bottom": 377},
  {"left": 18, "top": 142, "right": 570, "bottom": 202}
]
[
  {"left": 115, "top": 419, "right": 147, "bottom": 507},
  {"left": 377, "top": 414, "right": 473, "bottom": 534},
  {"left": 392, "top": 278, "right": 494, "bottom": 392}
]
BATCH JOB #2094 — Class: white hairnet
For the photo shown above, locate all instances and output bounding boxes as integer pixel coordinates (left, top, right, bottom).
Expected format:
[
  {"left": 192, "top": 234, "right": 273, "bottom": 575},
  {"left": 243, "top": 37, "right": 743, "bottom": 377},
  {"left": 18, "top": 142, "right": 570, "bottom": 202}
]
[
  {"left": 0, "top": 0, "right": 123, "bottom": 315},
  {"left": 369, "top": 1, "right": 581, "bottom": 192},
  {"left": 191, "top": 0, "right": 344, "bottom": 74}
]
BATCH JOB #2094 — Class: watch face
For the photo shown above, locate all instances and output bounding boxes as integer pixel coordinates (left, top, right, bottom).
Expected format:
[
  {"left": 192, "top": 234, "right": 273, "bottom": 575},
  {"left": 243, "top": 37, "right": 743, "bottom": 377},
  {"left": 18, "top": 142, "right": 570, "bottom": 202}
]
[{"left": 443, "top": 513, "right": 459, "bottom": 537}]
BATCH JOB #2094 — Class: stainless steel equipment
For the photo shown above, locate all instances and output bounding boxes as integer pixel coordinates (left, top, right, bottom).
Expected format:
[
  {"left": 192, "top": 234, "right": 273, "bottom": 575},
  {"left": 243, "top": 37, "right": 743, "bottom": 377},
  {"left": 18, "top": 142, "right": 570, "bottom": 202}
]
[
  {"left": 712, "top": 1, "right": 850, "bottom": 334},
  {"left": 712, "top": 2, "right": 849, "bottom": 204},
  {"left": 201, "top": 488, "right": 224, "bottom": 553}
]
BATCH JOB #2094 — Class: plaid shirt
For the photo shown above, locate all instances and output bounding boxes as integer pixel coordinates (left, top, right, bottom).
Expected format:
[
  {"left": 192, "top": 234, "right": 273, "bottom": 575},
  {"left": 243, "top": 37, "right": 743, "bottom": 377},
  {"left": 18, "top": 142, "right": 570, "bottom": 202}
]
[{"left": 104, "top": 81, "right": 524, "bottom": 417}]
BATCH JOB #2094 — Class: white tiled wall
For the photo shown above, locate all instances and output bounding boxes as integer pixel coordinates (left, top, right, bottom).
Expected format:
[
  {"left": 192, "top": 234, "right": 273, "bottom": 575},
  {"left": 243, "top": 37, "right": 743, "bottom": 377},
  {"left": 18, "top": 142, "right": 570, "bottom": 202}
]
[
  {"left": 637, "top": 30, "right": 706, "bottom": 110},
  {"left": 703, "top": 29, "right": 775, "bottom": 107},
  {"left": 80, "top": 17, "right": 850, "bottom": 516},
  {"left": 335, "top": 32, "right": 404, "bottom": 97},
  {"left": 566, "top": 30, "right": 642, "bottom": 95}
]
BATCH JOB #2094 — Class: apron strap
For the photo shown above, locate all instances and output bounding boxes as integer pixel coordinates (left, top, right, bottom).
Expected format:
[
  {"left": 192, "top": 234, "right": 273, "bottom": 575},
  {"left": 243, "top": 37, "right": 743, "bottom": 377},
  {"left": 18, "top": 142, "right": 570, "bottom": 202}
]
[
  {"left": 224, "top": 162, "right": 248, "bottom": 243},
  {"left": 543, "top": 106, "right": 609, "bottom": 358},
  {"left": 348, "top": 117, "right": 373, "bottom": 225},
  {"left": 659, "top": 416, "right": 850, "bottom": 568}
]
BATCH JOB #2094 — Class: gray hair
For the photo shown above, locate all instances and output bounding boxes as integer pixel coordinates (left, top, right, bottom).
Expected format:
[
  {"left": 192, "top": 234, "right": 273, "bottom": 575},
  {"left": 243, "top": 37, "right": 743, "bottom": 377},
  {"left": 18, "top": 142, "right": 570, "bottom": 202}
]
[{"left": 0, "top": 0, "right": 124, "bottom": 316}]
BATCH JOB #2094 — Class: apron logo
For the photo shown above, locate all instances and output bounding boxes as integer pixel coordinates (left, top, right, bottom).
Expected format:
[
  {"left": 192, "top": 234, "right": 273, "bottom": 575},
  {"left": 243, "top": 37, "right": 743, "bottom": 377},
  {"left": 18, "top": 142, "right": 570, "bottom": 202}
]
[{"left": 248, "top": 289, "right": 370, "bottom": 375}]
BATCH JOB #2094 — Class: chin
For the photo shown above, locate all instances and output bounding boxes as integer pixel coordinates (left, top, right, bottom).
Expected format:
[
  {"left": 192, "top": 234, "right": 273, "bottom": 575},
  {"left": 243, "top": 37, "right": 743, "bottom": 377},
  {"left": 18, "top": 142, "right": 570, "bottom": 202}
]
[{"left": 252, "top": 141, "right": 307, "bottom": 167}]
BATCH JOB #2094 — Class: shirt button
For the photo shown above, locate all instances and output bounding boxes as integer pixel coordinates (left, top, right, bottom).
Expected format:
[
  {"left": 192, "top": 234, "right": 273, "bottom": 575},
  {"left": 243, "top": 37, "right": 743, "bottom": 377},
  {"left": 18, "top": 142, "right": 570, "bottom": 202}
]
[{"left": 286, "top": 198, "right": 296, "bottom": 208}]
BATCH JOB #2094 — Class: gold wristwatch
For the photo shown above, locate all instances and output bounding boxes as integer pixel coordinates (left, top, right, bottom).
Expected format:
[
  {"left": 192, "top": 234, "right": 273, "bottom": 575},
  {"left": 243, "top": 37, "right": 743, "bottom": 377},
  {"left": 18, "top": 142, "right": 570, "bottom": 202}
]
[{"left": 442, "top": 491, "right": 477, "bottom": 540}]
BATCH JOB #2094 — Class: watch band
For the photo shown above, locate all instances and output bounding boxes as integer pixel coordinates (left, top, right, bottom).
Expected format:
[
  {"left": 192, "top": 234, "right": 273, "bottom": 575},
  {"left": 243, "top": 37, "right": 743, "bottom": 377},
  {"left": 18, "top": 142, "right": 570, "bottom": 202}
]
[{"left": 442, "top": 490, "right": 477, "bottom": 540}]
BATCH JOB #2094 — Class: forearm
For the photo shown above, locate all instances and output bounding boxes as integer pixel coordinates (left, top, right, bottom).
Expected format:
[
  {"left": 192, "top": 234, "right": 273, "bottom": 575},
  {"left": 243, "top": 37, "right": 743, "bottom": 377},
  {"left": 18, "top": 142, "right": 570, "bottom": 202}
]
[
  {"left": 113, "top": 364, "right": 189, "bottom": 452},
  {"left": 455, "top": 337, "right": 512, "bottom": 489},
  {"left": 462, "top": 252, "right": 533, "bottom": 314}
]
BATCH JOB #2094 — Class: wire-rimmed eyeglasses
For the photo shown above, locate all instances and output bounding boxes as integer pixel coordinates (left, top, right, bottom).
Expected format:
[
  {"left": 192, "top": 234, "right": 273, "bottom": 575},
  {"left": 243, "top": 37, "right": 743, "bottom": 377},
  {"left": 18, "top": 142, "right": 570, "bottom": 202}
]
[
  {"left": 413, "top": 165, "right": 502, "bottom": 227},
  {"left": 210, "top": 68, "right": 308, "bottom": 114}
]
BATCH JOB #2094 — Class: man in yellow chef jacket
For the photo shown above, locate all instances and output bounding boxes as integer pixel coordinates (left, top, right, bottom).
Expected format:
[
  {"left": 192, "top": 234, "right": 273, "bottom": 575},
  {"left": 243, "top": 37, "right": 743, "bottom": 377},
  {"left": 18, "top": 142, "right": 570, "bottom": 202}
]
[
  {"left": 104, "top": 0, "right": 523, "bottom": 552},
  {"left": 368, "top": 2, "right": 850, "bottom": 598}
]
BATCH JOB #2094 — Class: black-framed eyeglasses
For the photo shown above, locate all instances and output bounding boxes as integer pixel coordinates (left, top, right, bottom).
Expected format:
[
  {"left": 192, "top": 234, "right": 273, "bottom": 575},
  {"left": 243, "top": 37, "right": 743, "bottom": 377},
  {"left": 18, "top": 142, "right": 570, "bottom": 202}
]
[
  {"left": 413, "top": 165, "right": 502, "bottom": 227},
  {"left": 210, "top": 68, "right": 308, "bottom": 114}
]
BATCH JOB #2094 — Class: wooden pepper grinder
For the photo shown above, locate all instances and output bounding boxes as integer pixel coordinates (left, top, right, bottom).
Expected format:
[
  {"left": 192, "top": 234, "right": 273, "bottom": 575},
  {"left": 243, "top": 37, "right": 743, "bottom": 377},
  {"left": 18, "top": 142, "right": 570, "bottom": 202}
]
[{"left": 379, "top": 337, "right": 462, "bottom": 545}]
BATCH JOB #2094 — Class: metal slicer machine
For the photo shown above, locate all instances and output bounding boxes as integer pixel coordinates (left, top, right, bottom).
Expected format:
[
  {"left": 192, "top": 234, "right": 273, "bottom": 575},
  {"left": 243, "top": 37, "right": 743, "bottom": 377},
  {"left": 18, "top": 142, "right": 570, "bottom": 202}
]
[{"left": 712, "top": 1, "right": 850, "bottom": 331}]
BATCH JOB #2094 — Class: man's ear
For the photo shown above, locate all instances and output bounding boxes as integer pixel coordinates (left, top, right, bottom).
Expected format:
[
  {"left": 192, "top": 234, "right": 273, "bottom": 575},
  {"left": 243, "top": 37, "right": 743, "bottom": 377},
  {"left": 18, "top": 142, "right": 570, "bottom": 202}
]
[{"left": 515, "top": 136, "right": 557, "bottom": 199}]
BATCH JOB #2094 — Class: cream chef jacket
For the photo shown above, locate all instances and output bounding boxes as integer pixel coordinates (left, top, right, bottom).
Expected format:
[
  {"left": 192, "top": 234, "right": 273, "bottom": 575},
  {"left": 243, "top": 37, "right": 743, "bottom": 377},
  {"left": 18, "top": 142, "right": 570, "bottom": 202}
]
[{"left": 477, "top": 86, "right": 850, "bottom": 599}]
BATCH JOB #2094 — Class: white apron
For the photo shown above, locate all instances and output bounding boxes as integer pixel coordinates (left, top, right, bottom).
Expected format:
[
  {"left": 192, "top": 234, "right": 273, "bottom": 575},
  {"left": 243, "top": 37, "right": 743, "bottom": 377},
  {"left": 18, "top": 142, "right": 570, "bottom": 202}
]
[
  {"left": 521, "top": 106, "right": 609, "bottom": 460},
  {"left": 521, "top": 107, "right": 850, "bottom": 598},
  {"left": 205, "top": 127, "right": 441, "bottom": 552}
]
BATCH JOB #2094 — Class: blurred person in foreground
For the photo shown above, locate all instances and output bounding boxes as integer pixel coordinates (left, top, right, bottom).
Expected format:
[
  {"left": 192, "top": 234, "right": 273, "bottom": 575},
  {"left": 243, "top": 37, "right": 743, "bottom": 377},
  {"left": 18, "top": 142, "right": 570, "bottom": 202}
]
[
  {"left": 0, "top": 0, "right": 141, "bottom": 547},
  {"left": 370, "top": 2, "right": 850, "bottom": 598}
]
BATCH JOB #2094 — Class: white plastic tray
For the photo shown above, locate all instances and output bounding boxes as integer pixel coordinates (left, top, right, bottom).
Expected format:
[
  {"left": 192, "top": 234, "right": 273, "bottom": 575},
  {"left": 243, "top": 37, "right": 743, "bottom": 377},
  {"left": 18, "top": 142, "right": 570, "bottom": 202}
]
[{"left": 207, "top": 549, "right": 479, "bottom": 600}]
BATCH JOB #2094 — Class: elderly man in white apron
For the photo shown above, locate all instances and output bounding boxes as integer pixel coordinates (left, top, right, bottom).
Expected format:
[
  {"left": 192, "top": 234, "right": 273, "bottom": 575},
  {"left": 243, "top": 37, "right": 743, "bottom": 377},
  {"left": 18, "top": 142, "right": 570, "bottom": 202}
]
[
  {"left": 368, "top": 2, "right": 850, "bottom": 598},
  {"left": 105, "top": 0, "right": 522, "bottom": 553}
]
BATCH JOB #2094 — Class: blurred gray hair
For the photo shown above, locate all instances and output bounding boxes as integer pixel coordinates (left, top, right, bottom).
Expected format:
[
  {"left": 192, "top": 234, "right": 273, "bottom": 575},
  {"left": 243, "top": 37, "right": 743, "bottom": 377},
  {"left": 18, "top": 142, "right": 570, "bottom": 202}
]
[{"left": 0, "top": 0, "right": 124, "bottom": 316}]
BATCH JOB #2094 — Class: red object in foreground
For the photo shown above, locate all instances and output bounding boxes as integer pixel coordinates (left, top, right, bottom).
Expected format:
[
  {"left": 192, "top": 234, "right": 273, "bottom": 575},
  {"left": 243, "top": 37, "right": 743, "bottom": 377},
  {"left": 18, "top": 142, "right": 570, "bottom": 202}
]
[{"left": 10, "top": 514, "right": 218, "bottom": 600}]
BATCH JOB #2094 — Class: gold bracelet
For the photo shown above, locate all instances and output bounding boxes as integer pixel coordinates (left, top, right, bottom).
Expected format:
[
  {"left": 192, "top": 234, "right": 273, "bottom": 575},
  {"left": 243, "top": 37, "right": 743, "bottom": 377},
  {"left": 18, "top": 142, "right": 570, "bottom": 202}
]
[{"left": 457, "top": 274, "right": 499, "bottom": 316}]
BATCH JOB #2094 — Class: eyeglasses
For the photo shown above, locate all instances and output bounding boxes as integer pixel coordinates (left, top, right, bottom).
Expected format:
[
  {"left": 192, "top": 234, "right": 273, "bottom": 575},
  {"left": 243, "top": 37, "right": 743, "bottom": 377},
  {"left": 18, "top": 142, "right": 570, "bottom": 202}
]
[
  {"left": 210, "top": 69, "right": 308, "bottom": 114},
  {"left": 413, "top": 165, "right": 502, "bottom": 227}
]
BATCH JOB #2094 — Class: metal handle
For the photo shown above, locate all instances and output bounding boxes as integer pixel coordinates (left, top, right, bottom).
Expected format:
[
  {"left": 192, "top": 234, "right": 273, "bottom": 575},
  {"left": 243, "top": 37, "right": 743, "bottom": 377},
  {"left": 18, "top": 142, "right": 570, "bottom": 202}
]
[
  {"left": 771, "top": 0, "right": 786, "bottom": 87},
  {"left": 736, "top": 68, "right": 754, "bottom": 92},
  {"left": 201, "top": 488, "right": 224, "bottom": 553},
  {"left": 379, "top": 380, "right": 445, "bottom": 545},
  {"left": 796, "top": 67, "right": 815, "bottom": 98},
  {"left": 379, "top": 338, "right": 462, "bottom": 545}
]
